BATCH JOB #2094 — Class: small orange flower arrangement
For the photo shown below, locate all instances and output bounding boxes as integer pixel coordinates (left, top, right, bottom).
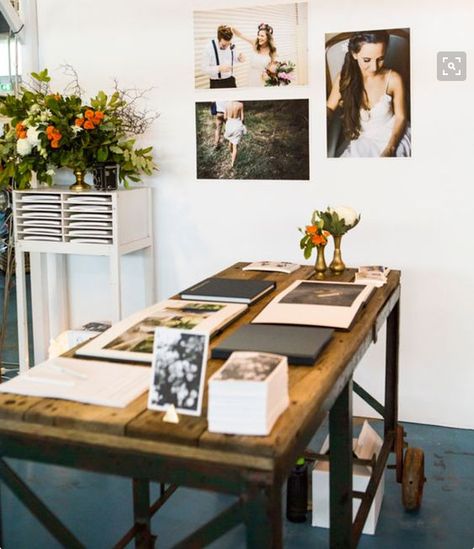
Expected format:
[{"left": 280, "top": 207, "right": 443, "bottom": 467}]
[{"left": 299, "top": 213, "right": 330, "bottom": 260}]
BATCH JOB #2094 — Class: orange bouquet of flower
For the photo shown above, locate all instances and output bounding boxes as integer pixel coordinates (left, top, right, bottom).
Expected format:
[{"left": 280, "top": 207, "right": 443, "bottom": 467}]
[{"left": 299, "top": 211, "right": 330, "bottom": 260}]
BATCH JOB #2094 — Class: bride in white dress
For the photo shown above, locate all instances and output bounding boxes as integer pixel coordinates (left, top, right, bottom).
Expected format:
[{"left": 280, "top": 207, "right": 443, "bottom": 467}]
[
  {"left": 232, "top": 24, "right": 277, "bottom": 87},
  {"left": 327, "top": 30, "right": 411, "bottom": 157}
]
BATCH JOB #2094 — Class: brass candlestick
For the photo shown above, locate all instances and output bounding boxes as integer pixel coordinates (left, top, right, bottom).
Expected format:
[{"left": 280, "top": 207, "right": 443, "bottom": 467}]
[{"left": 69, "top": 168, "right": 91, "bottom": 192}]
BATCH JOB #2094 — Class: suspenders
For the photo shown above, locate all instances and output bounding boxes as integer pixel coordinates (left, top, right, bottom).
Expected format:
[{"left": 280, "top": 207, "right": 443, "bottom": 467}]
[{"left": 211, "top": 40, "right": 234, "bottom": 79}]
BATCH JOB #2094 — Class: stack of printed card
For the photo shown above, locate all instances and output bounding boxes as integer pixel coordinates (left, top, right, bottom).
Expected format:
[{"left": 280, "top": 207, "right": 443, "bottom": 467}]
[
  {"left": 208, "top": 351, "right": 289, "bottom": 436},
  {"left": 355, "top": 266, "right": 390, "bottom": 287}
]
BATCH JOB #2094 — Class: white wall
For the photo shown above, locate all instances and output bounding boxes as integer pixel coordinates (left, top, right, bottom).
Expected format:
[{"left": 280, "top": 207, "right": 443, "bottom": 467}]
[{"left": 35, "top": 0, "right": 474, "bottom": 429}]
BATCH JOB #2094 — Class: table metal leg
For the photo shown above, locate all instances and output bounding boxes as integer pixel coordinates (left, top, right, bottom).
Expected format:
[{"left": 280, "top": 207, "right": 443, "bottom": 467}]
[
  {"left": 132, "top": 479, "right": 155, "bottom": 548},
  {"left": 385, "top": 300, "right": 400, "bottom": 442},
  {"left": 243, "top": 481, "right": 282, "bottom": 548},
  {"left": 0, "top": 458, "right": 84, "bottom": 548},
  {"left": 329, "top": 377, "right": 353, "bottom": 548}
]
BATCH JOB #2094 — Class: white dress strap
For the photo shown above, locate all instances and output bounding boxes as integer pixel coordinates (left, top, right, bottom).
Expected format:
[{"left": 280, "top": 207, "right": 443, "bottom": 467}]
[{"left": 385, "top": 69, "right": 392, "bottom": 93}]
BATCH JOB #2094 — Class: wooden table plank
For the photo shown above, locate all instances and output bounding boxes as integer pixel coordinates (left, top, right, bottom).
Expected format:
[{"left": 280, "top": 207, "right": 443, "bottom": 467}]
[
  {"left": 0, "top": 393, "right": 44, "bottom": 420},
  {"left": 23, "top": 394, "right": 148, "bottom": 436}
]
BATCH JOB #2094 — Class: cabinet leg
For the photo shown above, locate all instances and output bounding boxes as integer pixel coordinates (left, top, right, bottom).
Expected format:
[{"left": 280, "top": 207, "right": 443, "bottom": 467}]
[
  {"left": 15, "top": 250, "right": 29, "bottom": 372},
  {"left": 109, "top": 251, "right": 122, "bottom": 322}
]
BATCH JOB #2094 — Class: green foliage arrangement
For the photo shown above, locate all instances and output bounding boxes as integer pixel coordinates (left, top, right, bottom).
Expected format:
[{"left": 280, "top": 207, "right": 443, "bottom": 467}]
[{"left": 0, "top": 68, "right": 158, "bottom": 189}]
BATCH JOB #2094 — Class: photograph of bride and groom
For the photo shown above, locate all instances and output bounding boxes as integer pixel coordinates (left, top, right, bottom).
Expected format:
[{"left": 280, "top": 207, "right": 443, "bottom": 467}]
[{"left": 193, "top": 2, "right": 308, "bottom": 89}]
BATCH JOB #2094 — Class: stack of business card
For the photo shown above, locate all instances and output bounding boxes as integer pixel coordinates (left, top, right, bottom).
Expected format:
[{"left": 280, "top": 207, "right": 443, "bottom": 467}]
[{"left": 208, "top": 351, "right": 289, "bottom": 436}]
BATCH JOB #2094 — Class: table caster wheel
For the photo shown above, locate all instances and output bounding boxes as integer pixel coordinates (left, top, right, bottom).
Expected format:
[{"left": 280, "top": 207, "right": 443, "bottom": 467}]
[{"left": 402, "top": 447, "right": 425, "bottom": 511}]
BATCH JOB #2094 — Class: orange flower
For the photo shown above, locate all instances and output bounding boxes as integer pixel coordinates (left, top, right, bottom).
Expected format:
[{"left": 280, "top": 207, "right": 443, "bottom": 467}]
[
  {"left": 92, "top": 115, "right": 103, "bottom": 125},
  {"left": 51, "top": 139, "right": 60, "bottom": 148},
  {"left": 83, "top": 120, "right": 95, "bottom": 130},
  {"left": 46, "top": 125, "right": 56, "bottom": 138},
  {"left": 311, "top": 234, "right": 326, "bottom": 246},
  {"left": 94, "top": 111, "right": 104, "bottom": 120},
  {"left": 75, "top": 118, "right": 84, "bottom": 127},
  {"left": 306, "top": 225, "right": 317, "bottom": 234},
  {"left": 15, "top": 122, "right": 27, "bottom": 138},
  {"left": 84, "top": 109, "right": 95, "bottom": 120}
]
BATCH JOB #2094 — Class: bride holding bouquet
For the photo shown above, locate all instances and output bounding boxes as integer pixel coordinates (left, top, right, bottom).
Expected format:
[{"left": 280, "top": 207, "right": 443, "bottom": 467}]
[{"left": 232, "top": 23, "right": 278, "bottom": 87}]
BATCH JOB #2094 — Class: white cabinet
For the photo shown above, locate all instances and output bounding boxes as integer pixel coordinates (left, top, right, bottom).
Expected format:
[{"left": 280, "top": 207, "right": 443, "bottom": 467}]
[{"left": 13, "top": 186, "right": 154, "bottom": 371}]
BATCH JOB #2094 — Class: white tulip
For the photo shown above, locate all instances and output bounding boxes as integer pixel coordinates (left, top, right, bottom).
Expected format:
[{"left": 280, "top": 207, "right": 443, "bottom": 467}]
[{"left": 16, "top": 138, "right": 32, "bottom": 156}]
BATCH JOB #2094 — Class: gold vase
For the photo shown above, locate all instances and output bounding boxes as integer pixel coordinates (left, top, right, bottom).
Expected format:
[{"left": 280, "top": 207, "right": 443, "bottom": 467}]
[
  {"left": 330, "top": 235, "right": 345, "bottom": 275},
  {"left": 69, "top": 168, "right": 91, "bottom": 192},
  {"left": 314, "top": 244, "right": 327, "bottom": 278}
]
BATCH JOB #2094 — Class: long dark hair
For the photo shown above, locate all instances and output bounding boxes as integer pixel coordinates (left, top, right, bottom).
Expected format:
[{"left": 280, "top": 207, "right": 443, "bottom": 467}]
[
  {"left": 255, "top": 24, "right": 277, "bottom": 59},
  {"left": 339, "top": 30, "right": 389, "bottom": 140}
]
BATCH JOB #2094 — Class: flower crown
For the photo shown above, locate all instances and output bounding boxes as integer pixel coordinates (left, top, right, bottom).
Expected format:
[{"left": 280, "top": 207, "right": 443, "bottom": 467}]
[{"left": 258, "top": 22, "right": 273, "bottom": 34}]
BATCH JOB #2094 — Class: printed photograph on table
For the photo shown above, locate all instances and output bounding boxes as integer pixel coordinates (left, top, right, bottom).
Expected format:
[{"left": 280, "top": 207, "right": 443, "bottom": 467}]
[
  {"left": 194, "top": 2, "right": 308, "bottom": 89},
  {"left": 195, "top": 99, "right": 309, "bottom": 180},
  {"left": 148, "top": 328, "right": 209, "bottom": 416},
  {"left": 326, "top": 28, "right": 411, "bottom": 158},
  {"left": 280, "top": 281, "right": 365, "bottom": 307}
]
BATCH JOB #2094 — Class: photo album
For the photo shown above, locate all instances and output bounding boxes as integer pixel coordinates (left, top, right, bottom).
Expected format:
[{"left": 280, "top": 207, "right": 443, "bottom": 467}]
[{"left": 76, "top": 299, "right": 246, "bottom": 363}]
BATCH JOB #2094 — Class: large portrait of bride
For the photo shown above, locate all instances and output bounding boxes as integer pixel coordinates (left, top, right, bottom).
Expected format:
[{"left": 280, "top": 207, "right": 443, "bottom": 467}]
[
  {"left": 193, "top": 2, "right": 308, "bottom": 89},
  {"left": 326, "top": 28, "right": 411, "bottom": 158}
]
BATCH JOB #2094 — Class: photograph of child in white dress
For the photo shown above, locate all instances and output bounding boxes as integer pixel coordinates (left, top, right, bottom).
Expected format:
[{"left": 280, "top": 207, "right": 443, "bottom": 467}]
[
  {"left": 326, "top": 28, "right": 411, "bottom": 158},
  {"left": 194, "top": 2, "right": 308, "bottom": 89}
]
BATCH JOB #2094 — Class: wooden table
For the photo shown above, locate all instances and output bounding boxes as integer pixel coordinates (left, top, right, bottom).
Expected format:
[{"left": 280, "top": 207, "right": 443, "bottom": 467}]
[{"left": 0, "top": 262, "right": 401, "bottom": 548}]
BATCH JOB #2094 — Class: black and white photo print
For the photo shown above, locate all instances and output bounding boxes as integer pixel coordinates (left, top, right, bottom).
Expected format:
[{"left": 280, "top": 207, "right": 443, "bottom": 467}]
[{"left": 148, "top": 328, "right": 209, "bottom": 416}]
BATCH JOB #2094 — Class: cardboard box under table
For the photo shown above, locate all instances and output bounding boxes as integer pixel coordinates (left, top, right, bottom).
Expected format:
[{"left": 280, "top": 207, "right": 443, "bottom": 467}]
[{"left": 312, "top": 421, "right": 384, "bottom": 535}]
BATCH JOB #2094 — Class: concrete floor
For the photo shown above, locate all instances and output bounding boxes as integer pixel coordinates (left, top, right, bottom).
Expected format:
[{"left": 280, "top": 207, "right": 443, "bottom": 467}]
[{"left": 1, "top": 273, "right": 474, "bottom": 548}]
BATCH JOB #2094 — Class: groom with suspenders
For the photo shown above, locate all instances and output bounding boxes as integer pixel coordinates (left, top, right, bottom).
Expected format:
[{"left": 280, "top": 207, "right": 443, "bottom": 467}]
[{"left": 202, "top": 25, "right": 244, "bottom": 88}]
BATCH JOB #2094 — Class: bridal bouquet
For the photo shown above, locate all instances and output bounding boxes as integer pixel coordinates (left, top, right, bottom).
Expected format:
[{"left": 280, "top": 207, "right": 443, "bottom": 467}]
[
  {"left": 264, "top": 61, "right": 295, "bottom": 86},
  {"left": 0, "top": 68, "right": 158, "bottom": 189}
]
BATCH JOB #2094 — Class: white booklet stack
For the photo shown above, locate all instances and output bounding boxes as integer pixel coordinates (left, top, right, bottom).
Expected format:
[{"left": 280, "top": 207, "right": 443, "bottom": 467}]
[
  {"left": 208, "top": 351, "right": 289, "bottom": 436},
  {"left": 355, "top": 266, "right": 390, "bottom": 287}
]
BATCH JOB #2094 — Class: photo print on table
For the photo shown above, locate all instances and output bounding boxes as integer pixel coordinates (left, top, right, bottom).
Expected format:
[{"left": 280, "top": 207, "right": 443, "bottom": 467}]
[
  {"left": 148, "top": 328, "right": 209, "bottom": 416},
  {"left": 195, "top": 99, "right": 309, "bottom": 180},
  {"left": 280, "top": 281, "right": 366, "bottom": 307},
  {"left": 325, "top": 28, "right": 411, "bottom": 158},
  {"left": 193, "top": 2, "right": 308, "bottom": 89}
]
